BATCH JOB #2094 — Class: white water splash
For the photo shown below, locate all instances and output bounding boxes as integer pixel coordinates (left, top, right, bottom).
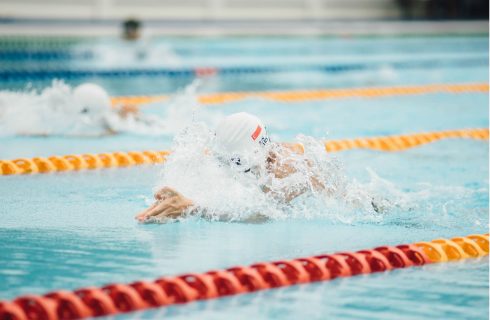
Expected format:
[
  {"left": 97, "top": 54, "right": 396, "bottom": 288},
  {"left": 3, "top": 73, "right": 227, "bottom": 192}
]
[
  {"left": 153, "top": 79, "right": 223, "bottom": 135},
  {"left": 0, "top": 81, "right": 90, "bottom": 136},
  {"left": 152, "top": 122, "right": 487, "bottom": 227},
  {"left": 0, "top": 80, "right": 205, "bottom": 137},
  {"left": 153, "top": 123, "right": 381, "bottom": 223}
]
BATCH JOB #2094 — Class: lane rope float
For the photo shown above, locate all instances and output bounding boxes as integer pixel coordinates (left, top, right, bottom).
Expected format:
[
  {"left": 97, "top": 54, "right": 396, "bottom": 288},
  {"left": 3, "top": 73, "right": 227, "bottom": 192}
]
[
  {"left": 0, "top": 233, "right": 487, "bottom": 320},
  {"left": 323, "top": 128, "right": 488, "bottom": 152},
  {"left": 111, "top": 83, "right": 490, "bottom": 106},
  {"left": 1, "top": 128, "right": 488, "bottom": 176},
  {"left": 1, "top": 57, "right": 487, "bottom": 81}
]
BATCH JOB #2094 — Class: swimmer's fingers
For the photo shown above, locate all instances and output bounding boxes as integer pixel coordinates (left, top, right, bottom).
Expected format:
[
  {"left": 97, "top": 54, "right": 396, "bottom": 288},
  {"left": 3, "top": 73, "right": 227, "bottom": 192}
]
[
  {"left": 139, "top": 191, "right": 192, "bottom": 223},
  {"left": 158, "top": 205, "right": 183, "bottom": 219},
  {"left": 140, "top": 201, "right": 172, "bottom": 221},
  {"left": 137, "top": 199, "right": 179, "bottom": 223},
  {"left": 141, "top": 200, "right": 179, "bottom": 220},
  {"left": 150, "top": 197, "right": 191, "bottom": 220},
  {"left": 135, "top": 202, "right": 160, "bottom": 221}
]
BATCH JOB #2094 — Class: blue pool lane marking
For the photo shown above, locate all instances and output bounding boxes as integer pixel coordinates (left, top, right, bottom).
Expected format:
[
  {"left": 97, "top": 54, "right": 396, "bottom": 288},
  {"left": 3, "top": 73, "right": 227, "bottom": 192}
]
[{"left": 0, "top": 57, "right": 487, "bottom": 81}]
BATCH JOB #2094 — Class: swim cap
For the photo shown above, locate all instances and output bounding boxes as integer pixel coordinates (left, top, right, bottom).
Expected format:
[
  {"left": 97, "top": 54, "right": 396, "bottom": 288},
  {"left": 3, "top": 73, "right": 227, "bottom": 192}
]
[
  {"left": 73, "top": 83, "right": 111, "bottom": 114},
  {"left": 215, "top": 112, "right": 269, "bottom": 164}
]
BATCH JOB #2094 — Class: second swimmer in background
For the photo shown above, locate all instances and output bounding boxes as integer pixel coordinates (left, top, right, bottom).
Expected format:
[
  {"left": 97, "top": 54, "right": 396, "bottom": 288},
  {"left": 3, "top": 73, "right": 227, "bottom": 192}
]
[
  {"left": 0, "top": 82, "right": 167, "bottom": 136},
  {"left": 72, "top": 83, "right": 140, "bottom": 135}
]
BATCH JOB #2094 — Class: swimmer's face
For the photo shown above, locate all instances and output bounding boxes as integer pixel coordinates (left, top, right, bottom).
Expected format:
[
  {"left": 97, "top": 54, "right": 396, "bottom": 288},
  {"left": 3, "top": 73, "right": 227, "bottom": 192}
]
[
  {"left": 124, "top": 30, "right": 140, "bottom": 40},
  {"left": 78, "top": 102, "right": 107, "bottom": 119},
  {"left": 216, "top": 133, "right": 272, "bottom": 173},
  {"left": 229, "top": 156, "right": 255, "bottom": 173},
  {"left": 221, "top": 145, "right": 271, "bottom": 174},
  {"left": 74, "top": 100, "right": 111, "bottom": 131}
]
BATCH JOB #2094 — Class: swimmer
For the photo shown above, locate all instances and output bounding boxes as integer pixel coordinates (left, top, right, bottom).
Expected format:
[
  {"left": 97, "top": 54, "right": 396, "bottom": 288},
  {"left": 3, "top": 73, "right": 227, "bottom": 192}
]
[
  {"left": 0, "top": 81, "right": 167, "bottom": 136},
  {"left": 72, "top": 83, "right": 140, "bottom": 135},
  {"left": 75, "top": 83, "right": 176, "bottom": 136},
  {"left": 122, "top": 18, "right": 142, "bottom": 41},
  {"left": 136, "top": 112, "right": 328, "bottom": 223}
]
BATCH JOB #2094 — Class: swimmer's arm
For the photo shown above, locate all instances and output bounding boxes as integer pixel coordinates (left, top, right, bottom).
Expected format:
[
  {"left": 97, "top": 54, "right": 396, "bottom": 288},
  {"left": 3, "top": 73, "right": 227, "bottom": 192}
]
[
  {"left": 281, "top": 143, "right": 326, "bottom": 193},
  {"left": 279, "top": 142, "right": 305, "bottom": 155},
  {"left": 262, "top": 184, "right": 301, "bottom": 203},
  {"left": 278, "top": 170, "right": 326, "bottom": 203},
  {"left": 266, "top": 144, "right": 326, "bottom": 203},
  {"left": 117, "top": 104, "right": 139, "bottom": 118},
  {"left": 280, "top": 143, "right": 326, "bottom": 189}
]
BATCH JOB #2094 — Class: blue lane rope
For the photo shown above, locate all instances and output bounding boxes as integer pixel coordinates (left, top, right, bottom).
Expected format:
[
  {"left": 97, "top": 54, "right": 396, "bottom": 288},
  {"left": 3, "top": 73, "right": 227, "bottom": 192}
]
[
  {"left": 0, "top": 50, "right": 95, "bottom": 61},
  {"left": 0, "top": 46, "right": 487, "bottom": 61},
  {"left": 0, "top": 57, "right": 486, "bottom": 81}
]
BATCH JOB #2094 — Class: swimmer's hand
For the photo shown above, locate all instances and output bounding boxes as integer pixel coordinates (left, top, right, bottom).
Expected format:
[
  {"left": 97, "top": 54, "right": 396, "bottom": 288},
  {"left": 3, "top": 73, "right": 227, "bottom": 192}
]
[{"left": 135, "top": 187, "right": 194, "bottom": 223}]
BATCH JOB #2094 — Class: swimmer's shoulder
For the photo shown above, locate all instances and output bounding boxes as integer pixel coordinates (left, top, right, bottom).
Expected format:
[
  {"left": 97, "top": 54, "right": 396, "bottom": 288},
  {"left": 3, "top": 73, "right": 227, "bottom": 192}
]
[{"left": 279, "top": 142, "right": 305, "bottom": 155}]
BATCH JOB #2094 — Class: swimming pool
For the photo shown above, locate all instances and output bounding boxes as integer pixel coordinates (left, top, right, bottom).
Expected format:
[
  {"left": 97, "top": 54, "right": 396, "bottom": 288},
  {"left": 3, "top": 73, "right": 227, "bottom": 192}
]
[{"left": 0, "top": 35, "right": 488, "bottom": 319}]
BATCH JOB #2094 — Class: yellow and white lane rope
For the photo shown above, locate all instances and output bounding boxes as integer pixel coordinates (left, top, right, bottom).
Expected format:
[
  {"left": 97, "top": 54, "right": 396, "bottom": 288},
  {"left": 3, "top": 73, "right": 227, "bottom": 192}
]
[
  {"left": 1, "top": 128, "right": 487, "bottom": 176},
  {"left": 111, "top": 83, "right": 489, "bottom": 106}
]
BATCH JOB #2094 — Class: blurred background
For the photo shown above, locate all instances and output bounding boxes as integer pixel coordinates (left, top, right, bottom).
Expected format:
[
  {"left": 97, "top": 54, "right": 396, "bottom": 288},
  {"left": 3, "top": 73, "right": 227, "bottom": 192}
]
[
  {"left": 1, "top": 0, "right": 489, "bottom": 21},
  {"left": 0, "top": 0, "right": 487, "bottom": 148},
  {"left": 0, "top": 0, "right": 488, "bottom": 36}
]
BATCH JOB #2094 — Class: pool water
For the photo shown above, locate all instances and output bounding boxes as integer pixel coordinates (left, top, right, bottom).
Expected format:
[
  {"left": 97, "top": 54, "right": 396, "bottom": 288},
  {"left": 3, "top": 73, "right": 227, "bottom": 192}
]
[
  {"left": 0, "top": 35, "right": 488, "bottom": 319},
  {"left": 1, "top": 36, "right": 488, "bottom": 94}
]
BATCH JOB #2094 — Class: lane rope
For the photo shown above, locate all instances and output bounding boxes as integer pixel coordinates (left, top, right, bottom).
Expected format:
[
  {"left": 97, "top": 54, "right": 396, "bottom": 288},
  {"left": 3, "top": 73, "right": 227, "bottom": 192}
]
[
  {"left": 0, "top": 233, "right": 487, "bottom": 320},
  {"left": 1, "top": 128, "right": 488, "bottom": 176},
  {"left": 1, "top": 45, "right": 487, "bottom": 61},
  {"left": 111, "top": 83, "right": 490, "bottom": 106},
  {"left": 1, "top": 57, "right": 487, "bottom": 81}
]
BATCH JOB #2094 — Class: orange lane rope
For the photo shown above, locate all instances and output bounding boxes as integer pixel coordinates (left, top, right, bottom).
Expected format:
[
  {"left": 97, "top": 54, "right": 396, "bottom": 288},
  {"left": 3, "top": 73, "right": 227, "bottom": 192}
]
[
  {"left": 111, "top": 83, "right": 489, "bottom": 106},
  {"left": 0, "top": 233, "right": 487, "bottom": 320},
  {"left": 323, "top": 128, "right": 488, "bottom": 152},
  {"left": 0, "top": 128, "right": 487, "bottom": 176}
]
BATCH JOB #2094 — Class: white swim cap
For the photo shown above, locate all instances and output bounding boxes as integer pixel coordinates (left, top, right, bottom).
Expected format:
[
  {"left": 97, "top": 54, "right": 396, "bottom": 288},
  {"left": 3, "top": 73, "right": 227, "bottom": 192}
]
[
  {"left": 73, "top": 83, "right": 111, "bottom": 114},
  {"left": 215, "top": 112, "right": 269, "bottom": 164}
]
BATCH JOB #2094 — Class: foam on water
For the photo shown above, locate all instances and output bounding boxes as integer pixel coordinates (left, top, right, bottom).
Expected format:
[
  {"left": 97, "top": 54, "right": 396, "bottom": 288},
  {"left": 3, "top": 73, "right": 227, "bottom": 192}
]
[
  {"left": 0, "top": 81, "right": 84, "bottom": 136},
  {"left": 150, "top": 118, "right": 487, "bottom": 228},
  {"left": 153, "top": 79, "right": 223, "bottom": 134},
  {"left": 0, "top": 80, "right": 191, "bottom": 137}
]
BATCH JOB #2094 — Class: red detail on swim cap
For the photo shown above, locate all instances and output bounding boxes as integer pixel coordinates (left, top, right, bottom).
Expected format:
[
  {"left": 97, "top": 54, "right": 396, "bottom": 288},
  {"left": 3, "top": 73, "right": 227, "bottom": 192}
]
[{"left": 251, "top": 126, "right": 262, "bottom": 141}]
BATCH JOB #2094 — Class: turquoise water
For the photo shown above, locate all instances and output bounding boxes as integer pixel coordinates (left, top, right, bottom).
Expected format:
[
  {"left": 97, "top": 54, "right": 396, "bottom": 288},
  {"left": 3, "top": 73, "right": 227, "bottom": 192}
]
[
  {"left": 0, "top": 36, "right": 489, "bottom": 319},
  {"left": 0, "top": 36, "right": 488, "bottom": 93}
]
